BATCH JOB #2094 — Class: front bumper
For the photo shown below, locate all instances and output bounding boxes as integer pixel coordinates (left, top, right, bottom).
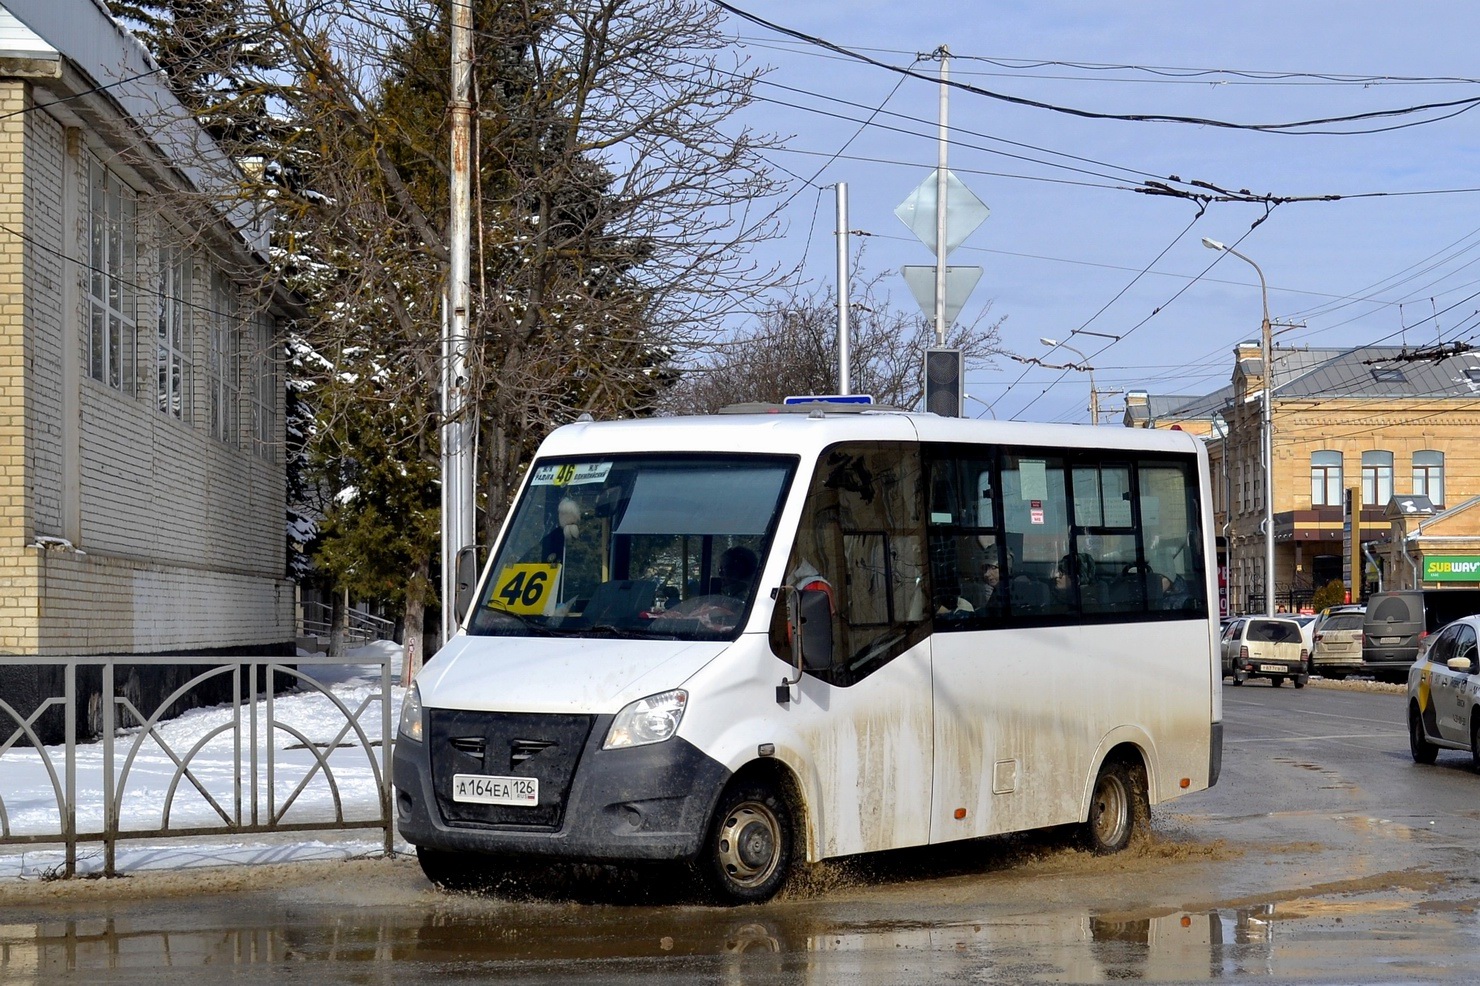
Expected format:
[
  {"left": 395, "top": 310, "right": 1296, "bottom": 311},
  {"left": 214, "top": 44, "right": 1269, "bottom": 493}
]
[{"left": 393, "top": 711, "right": 732, "bottom": 863}]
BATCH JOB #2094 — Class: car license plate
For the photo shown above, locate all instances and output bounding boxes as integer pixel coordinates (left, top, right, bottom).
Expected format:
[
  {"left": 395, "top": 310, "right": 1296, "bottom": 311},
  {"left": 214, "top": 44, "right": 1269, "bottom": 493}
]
[
  {"left": 1379, "top": 637, "right": 1399, "bottom": 646},
  {"left": 452, "top": 773, "right": 538, "bottom": 806},
  {"left": 1259, "top": 664, "right": 1287, "bottom": 673}
]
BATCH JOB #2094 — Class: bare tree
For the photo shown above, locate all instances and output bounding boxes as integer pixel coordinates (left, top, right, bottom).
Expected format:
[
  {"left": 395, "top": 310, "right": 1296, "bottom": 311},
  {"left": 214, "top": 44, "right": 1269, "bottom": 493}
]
[
  {"left": 118, "top": 0, "right": 787, "bottom": 646},
  {"left": 662, "top": 271, "right": 1005, "bottom": 414}
]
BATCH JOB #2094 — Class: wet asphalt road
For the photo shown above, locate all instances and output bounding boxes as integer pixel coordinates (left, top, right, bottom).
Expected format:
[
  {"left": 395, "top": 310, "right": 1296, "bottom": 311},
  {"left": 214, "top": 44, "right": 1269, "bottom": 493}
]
[{"left": 3, "top": 679, "right": 1480, "bottom": 984}]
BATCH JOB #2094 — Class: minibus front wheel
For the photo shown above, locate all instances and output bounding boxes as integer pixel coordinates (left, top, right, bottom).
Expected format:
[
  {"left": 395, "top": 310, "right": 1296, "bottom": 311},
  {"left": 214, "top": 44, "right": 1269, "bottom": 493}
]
[{"left": 698, "top": 778, "right": 795, "bottom": 904}]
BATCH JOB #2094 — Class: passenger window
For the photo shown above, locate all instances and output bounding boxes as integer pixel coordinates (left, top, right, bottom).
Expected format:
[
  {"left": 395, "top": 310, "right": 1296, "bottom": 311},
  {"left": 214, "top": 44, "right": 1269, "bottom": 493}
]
[
  {"left": 1138, "top": 460, "right": 1208, "bottom": 617},
  {"left": 787, "top": 443, "right": 928, "bottom": 685},
  {"left": 1002, "top": 452, "right": 1072, "bottom": 614},
  {"left": 923, "top": 445, "right": 1206, "bottom": 627},
  {"left": 1457, "top": 626, "right": 1478, "bottom": 670},
  {"left": 1430, "top": 627, "right": 1457, "bottom": 665},
  {"left": 927, "top": 456, "right": 1005, "bottom": 625}
]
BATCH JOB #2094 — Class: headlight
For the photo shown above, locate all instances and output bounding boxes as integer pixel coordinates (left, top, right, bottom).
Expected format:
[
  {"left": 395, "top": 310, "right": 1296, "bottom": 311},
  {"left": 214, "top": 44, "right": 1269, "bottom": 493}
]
[
  {"left": 398, "top": 683, "right": 424, "bottom": 742},
  {"left": 603, "top": 689, "right": 687, "bottom": 750}
]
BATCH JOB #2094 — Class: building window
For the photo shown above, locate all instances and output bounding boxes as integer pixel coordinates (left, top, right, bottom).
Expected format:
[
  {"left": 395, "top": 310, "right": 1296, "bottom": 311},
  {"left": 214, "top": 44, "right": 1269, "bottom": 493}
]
[
  {"left": 248, "top": 314, "right": 278, "bottom": 459},
  {"left": 1362, "top": 450, "right": 1393, "bottom": 507},
  {"left": 208, "top": 271, "right": 240, "bottom": 445},
  {"left": 86, "top": 156, "right": 137, "bottom": 391},
  {"left": 1311, "top": 450, "right": 1342, "bottom": 506},
  {"left": 1414, "top": 450, "right": 1445, "bottom": 507},
  {"left": 156, "top": 243, "right": 192, "bottom": 421}
]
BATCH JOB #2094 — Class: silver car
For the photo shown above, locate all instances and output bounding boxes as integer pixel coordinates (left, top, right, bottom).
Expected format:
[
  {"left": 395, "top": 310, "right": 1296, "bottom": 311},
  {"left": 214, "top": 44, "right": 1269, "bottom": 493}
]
[
  {"left": 1220, "top": 616, "right": 1310, "bottom": 687},
  {"left": 1312, "top": 609, "right": 1364, "bottom": 679}
]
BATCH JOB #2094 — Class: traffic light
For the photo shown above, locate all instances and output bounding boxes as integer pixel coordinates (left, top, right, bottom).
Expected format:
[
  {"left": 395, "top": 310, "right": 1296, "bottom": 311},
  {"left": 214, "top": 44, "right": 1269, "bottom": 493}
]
[{"left": 923, "top": 348, "right": 963, "bottom": 417}]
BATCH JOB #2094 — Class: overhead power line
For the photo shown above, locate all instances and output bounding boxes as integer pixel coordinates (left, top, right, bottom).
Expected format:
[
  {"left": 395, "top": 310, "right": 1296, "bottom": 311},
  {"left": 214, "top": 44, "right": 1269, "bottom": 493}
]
[{"left": 710, "top": 0, "right": 1480, "bottom": 136}]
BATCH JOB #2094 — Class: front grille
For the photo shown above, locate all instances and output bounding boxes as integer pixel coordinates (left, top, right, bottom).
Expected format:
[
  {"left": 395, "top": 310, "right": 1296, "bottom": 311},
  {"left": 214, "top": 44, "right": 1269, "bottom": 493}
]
[
  {"left": 428, "top": 710, "right": 594, "bottom": 829},
  {"left": 449, "top": 736, "right": 485, "bottom": 759}
]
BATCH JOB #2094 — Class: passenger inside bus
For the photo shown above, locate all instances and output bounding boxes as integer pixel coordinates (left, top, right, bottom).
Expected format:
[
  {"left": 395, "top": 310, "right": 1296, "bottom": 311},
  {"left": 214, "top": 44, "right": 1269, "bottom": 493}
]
[
  {"left": 1052, "top": 552, "right": 1096, "bottom": 609},
  {"left": 715, "top": 545, "right": 759, "bottom": 598},
  {"left": 536, "top": 497, "right": 582, "bottom": 564}
]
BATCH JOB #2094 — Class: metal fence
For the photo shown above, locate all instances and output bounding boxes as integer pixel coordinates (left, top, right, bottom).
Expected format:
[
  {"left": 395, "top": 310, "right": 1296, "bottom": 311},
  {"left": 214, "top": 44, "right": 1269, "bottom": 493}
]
[
  {"left": 299, "top": 601, "right": 397, "bottom": 648},
  {"left": 0, "top": 654, "right": 394, "bottom": 878}
]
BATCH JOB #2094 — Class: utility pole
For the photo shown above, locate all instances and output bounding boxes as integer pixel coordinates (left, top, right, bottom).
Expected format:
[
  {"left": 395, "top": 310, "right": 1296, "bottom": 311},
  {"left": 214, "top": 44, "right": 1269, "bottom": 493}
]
[
  {"left": 440, "top": 1, "right": 475, "bottom": 652},
  {"left": 933, "top": 46, "right": 949, "bottom": 347},
  {"left": 836, "top": 183, "right": 850, "bottom": 394}
]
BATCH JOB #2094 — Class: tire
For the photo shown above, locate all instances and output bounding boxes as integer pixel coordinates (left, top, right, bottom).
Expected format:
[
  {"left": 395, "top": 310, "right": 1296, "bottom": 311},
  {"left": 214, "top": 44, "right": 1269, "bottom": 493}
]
[
  {"left": 1409, "top": 703, "right": 1439, "bottom": 765},
  {"left": 1078, "top": 759, "right": 1148, "bottom": 855},
  {"left": 1270, "top": 676, "right": 1283, "bottom": 687},
  {"left": 416, "top": 846, "right": 508, "bottom": 892},
  {"left": 1471, "top": 719, "right": 1480, "bottom": 772},
  {"left": 699, "top": 779, "right": 795, "bottom": 904},
  {"left": 1233, "top": 670, "right": 1247, "bottom": 685},
  {"left": 1293, "top": 673, "right": 1308, "bottom": 689}
]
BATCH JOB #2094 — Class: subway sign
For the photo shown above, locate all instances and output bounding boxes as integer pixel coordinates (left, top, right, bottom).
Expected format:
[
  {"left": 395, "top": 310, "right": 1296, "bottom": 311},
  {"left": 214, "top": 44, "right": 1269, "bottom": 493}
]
[{"left": 1424, "top": 556, "right": 1480, "bottom": 582}]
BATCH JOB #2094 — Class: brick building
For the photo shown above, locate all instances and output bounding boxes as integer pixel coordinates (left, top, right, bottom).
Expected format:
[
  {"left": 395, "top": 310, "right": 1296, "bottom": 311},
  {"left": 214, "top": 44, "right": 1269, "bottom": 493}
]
[
  {"left": 0, "top": 1, "right": 295, "bottom": 733},
  {"left": 1129, "top": 343, "right": 1480, "bottom": 614}
]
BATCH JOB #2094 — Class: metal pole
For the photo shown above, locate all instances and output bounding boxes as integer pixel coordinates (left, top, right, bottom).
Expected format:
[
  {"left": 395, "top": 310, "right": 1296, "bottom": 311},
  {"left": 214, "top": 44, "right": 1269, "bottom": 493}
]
[
  {"left": 1203, "top": 239, "right": 1276, "bottom": 615},
  {"left": 934, "top": 47, "right": 949, "bottom": 347},
  {"left": 1041, "top": 337, "right": 1093, "bottom": 424},
  {"left": 442, "top": 0, "right": 475, "bottom": 647},
  {"left": 836, "top": 182, "right": 850, "bottom": 394},
  {"left": 1261, "top": 302, "right": 1275, "bottom": 615},
  {"left": 1230, "top": 250, "right": 1275, "bottom": 615}
]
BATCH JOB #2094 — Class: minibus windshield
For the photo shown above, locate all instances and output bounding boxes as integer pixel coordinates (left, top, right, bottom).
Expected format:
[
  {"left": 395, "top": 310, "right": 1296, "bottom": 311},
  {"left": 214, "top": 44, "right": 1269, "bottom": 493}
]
[{"left": 466, "top": 454, "right": 795, "bottom": 640}]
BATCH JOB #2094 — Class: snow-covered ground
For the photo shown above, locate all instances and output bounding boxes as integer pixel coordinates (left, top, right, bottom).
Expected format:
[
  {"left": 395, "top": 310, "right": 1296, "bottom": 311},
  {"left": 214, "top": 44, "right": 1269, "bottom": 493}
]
[{"left": 0, "top": 641, "right": 412, "bottom": 882}]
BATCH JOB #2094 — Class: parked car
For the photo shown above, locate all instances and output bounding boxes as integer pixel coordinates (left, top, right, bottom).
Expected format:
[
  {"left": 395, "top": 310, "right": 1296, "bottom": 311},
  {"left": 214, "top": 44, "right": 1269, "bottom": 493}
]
[
  {"left": 1311, "top": 608, "right": 1365, "bottom": 678},
  {"left": 1365, "top": 589, "right": 1480, "bottom": 683},
  {"left": 1293, "top": 614, "right": 1317, "bottom": 655},
  {"left": 1220, "top": 615, "right": 1310, "bottom": 687},
  {"left": 1406, "top": 614, "right": 1480, "bottom": 765},
  {"left": 1312, "top": 603, "right": 1365, "bottom": 637}
]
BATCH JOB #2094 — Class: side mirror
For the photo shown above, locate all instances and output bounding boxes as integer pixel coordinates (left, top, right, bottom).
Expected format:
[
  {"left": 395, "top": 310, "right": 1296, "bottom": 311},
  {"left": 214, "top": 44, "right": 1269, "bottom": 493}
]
[
  {"left": 453, "top": 545, "right": 481, "bottom": 625},
  {"left": 772, "top": 586, "right": 835, "bottom": 703},
  {"left": 1448, "top": 655, "right": 1475, "bottom": 674},
  {"left": 797, "top": 588, "right": 834, "bottom": 671}
]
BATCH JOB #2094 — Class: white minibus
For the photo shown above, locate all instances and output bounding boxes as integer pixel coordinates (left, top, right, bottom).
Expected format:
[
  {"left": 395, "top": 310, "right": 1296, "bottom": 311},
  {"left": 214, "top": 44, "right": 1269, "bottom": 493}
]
[{"left": 393, "top": 405, "right": 1222, "bottom": 902}]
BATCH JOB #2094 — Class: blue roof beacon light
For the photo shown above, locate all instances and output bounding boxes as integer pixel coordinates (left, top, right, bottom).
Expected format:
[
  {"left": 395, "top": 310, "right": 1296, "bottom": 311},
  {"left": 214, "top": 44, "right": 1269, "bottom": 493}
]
[{"left": 782, "top": 394, "right": 874, "bottom": 405}]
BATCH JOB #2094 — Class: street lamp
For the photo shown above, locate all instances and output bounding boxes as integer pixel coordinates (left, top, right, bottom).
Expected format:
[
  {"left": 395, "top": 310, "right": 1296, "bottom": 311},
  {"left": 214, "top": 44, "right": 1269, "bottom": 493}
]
[
  {"left": 1202, "top": 237, "right": 1276, "bottom": 617},
  {"left": 1040, "top": 337, "right": 1099, "bottom": 425}
]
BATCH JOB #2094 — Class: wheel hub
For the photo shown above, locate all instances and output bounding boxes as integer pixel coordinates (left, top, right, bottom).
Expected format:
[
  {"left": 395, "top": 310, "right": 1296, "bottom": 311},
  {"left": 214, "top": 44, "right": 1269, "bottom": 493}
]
[
  {"left": 718, "top": 803, "right": 781, "bottom": 886},
  {"left": 736, "top": 818, "right": 775, "bottom": 869}
]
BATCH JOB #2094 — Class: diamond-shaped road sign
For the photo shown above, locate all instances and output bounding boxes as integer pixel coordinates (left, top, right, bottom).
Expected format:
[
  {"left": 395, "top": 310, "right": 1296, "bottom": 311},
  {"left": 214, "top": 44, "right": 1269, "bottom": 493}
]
[
  {"left": 901, "top": 265, "right": 983, "bottom": 328},
  {"left": 894, "top": 169, "right": 990, "bottom": 258}
]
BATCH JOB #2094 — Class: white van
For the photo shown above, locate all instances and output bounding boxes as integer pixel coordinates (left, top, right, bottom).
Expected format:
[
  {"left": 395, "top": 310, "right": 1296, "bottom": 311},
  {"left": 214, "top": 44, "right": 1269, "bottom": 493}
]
[{"left": 392, "top": 406, "right": 1222, "bottom": 902}]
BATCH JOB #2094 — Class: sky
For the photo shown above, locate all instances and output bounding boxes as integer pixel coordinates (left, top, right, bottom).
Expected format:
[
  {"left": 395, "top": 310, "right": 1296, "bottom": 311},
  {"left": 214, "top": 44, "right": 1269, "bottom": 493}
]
[
  {"left": 0, "top": 642, "right": 407, "bottom": 881},
  {"left": 712, "top": 1, "right": 1480, "bottom": 424}
]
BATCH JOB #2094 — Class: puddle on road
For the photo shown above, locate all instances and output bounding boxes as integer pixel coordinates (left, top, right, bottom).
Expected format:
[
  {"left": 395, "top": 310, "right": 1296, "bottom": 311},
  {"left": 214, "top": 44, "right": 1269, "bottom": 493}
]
[
  {"left": 2, "top": 877, "right": 1476, "bottom": 983},
  {"left": 0, "top": 838, "right": 1474, "bottom": 982}
]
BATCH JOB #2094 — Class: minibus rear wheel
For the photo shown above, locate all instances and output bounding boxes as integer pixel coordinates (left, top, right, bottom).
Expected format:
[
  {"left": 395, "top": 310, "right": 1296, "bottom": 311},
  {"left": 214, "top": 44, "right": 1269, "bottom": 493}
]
[
  {"left": 1079, "top": 759, "right": 1147, "bottom": 855},
  {"left": 699, "top": 779, "right": 794, "bottom": 904}
]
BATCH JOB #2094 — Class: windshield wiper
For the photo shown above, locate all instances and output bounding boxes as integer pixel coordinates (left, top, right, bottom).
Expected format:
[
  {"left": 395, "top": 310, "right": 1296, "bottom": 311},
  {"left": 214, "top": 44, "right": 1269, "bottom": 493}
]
[
  {"left": 582, "top": 623, "right": 678, "bottom": 640},
  {"left": 468, "top": 610, "right": 556, "bottom": 636}
]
